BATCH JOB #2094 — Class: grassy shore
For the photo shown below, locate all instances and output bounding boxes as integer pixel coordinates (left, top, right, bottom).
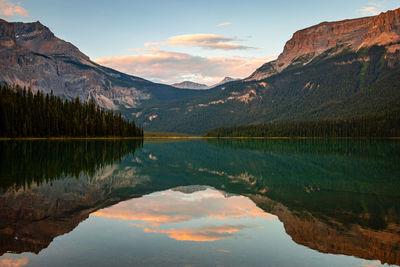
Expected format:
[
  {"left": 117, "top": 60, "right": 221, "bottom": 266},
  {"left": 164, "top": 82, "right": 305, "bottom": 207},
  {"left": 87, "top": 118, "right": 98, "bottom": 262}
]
[{"left": 144, "top": 132, "right": 199, "bottom": 138}]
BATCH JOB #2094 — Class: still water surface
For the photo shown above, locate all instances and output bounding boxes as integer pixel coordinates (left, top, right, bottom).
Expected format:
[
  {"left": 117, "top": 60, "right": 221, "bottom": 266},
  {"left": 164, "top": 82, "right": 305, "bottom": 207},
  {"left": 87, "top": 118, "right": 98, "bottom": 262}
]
[{"left": 0, "top": 139, "right": 399, "bottom": 266}]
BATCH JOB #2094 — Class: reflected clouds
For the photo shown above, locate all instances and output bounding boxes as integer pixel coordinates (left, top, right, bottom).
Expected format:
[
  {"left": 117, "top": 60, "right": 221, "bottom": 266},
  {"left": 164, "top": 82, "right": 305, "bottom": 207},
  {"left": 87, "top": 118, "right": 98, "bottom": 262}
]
[
  {"left": 142, "top": 224, "right": 248, "bottom": 242},
  {"left": 0, "top": 257, "right": 28, "bottom": 267},
  {"left": 93, "top": 188, "right": 276, "bottom": 241}
]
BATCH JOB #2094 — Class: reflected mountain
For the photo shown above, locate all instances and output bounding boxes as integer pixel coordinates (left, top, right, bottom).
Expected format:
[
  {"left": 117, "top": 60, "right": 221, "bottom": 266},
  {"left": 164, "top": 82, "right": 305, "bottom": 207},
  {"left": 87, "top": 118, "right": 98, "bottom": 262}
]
[
  {"left": 0, "top": 139, "right": 399, "bottom": 265},
  {"left": 0, "top": 140, "right": 144, "bottom": 255}
]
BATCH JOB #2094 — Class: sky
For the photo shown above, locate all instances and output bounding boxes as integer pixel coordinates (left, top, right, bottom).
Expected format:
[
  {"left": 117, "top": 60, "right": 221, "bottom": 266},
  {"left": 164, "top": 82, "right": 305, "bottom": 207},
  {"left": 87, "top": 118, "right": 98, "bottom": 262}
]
[{"left": 1, "top": 0, "right": 399, "bottom": 85}]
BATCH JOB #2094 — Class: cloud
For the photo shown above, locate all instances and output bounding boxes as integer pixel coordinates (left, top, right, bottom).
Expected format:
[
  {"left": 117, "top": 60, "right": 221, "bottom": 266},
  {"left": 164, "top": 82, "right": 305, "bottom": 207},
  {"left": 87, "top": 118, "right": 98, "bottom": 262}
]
[
  {"left": 0, "top": 0, "right": 29, "bottom": 17},
  {"left": 217, "top": 22, "right": 232, "bottom": 27},
  {"left": 359, "top": 3, "right": 381, "bottom": 16},
  {"left": 94, "top": 49, "right": 276, "bottom": 84},
  {"left": 144, "top": 34, "right": 256, "bottom": 50},
  {"left": 128, "top": 47, "right": 146, "bottom": 52}
]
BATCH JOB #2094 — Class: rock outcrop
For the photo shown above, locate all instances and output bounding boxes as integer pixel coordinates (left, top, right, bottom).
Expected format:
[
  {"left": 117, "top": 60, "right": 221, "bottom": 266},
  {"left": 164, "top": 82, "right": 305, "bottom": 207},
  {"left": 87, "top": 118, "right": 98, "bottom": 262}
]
[{"left": 248, "top": 8, "right": 400, "bottom": 81}]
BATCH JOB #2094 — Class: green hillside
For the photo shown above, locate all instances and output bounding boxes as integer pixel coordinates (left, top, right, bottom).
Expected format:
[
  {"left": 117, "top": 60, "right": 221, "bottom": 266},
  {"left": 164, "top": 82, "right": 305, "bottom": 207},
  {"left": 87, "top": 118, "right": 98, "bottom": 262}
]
[{"left": 136, "top": 45, "right": 400, "bottom": 134}]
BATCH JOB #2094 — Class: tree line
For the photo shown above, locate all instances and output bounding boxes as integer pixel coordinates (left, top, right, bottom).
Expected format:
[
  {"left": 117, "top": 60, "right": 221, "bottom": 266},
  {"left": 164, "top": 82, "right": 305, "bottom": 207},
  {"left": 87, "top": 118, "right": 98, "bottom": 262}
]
[
  {"left": 203, "top": 109, "right": 400, "bottom": 137},
  {"left": 0, "top": 85, "right": 143, "bottom": 137}
]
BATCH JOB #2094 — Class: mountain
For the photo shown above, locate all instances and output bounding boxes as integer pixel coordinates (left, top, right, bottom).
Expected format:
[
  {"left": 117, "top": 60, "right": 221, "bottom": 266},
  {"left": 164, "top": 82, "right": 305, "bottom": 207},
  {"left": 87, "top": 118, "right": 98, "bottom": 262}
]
[
  {"left": 135, "top": 8, "right": 400, "bottom": 134},
  {"left": 211, "top": 77, "right": 239, "bottom": 88},
  {"left": 171, "top": 77, "right": 239, "bottom": 90},
  {"left": 0, "top": 19, "right": 206, "bottom": 115},
  {"left": 247, "top": 8, "right": 400, "bottom": 81},
  {"left": 171, "top": 81, "right": 209, "bottom": 90}
]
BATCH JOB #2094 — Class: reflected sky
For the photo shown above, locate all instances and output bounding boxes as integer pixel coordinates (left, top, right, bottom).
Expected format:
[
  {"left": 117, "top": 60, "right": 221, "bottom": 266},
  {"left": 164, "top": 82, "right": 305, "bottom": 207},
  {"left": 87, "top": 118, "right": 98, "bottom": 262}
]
[{"left": 93, "top": 187, "right": 275, "bottom": 241}]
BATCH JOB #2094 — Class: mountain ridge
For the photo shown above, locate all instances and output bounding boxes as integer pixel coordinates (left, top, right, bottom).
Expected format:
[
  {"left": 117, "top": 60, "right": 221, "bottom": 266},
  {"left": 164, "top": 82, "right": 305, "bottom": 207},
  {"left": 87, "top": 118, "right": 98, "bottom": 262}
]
[
  {"left": 171, "top": 77, "right": 239, "bottom": 90},
  {"left": 171, "top": 81, "right": 209, "bottom": 90},
  {"left": 247, "top": 8, "right": 400, "bottom": 81}
]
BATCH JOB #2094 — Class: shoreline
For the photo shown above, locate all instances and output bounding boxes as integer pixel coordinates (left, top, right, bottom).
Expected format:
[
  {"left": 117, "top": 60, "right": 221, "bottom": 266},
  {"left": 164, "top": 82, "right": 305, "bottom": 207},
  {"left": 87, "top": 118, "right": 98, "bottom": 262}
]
[{"left": 0, "top": 136, "right": 399, "bottom": 141}]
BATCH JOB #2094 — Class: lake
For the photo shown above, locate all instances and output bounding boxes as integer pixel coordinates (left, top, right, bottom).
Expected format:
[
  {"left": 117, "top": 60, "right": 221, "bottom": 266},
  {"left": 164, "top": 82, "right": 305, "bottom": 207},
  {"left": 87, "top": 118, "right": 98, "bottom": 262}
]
[{"left": 0, "top": 139, "right": 399, "bottom": 267}]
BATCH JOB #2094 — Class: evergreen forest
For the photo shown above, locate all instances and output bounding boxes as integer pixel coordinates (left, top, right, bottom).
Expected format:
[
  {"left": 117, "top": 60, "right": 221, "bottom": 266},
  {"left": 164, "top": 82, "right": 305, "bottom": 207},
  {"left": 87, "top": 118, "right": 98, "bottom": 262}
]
[
  {"left": 0, "top": 85, "right": 143, "bottom": 138},
  {"left": 203, "top": 109, "right": 400, "bottom": 137}
]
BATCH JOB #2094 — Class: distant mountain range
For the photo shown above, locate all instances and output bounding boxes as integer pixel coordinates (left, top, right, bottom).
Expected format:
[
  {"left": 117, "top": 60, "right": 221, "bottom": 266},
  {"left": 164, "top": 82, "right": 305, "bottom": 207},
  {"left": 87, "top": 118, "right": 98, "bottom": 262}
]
[
  {"left": 171, "top": 81, "right": 209, "bottom": 90},
  {"left": 1, "top": 8, "right": 400, "bottom": 134},
  {"left": 171, "top": 77, "right": 239, "bottom": 90}
]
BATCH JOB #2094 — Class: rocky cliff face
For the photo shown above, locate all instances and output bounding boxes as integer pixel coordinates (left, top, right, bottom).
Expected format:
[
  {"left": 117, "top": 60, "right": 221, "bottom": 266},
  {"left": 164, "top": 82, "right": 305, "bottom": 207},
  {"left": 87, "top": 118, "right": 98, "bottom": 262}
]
[
  {"left": 248, "top": 8, "right": 400, "bottom": 80},
  {"left": 13, "top": 21, "right": 90, "bottom": 61}
]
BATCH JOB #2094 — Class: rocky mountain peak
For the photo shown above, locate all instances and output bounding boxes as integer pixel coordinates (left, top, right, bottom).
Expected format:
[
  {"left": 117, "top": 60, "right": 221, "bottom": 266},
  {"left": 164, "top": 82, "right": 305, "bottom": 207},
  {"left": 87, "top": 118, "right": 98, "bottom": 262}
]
[
  {"left": 172, "top": 81, "right": 209, "bottom": 90},
  {"left": 247, "top": 8, "right": 400, "bottom": 81},
  {"left": 0, "top": 19, "right": 16, "bottom": 49},
  {"left": 0, "top": 19, "right": 90, "bottom": 61},
  {"left": 220, "top": 77, "right": 237, "bottom": 83}
]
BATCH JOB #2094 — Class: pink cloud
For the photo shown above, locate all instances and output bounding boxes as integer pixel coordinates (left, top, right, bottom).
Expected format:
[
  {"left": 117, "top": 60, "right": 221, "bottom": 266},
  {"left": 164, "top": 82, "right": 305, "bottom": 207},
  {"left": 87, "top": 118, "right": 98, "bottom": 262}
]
[
  {"left": 359, "top": 3, "right": 382, "bottom": 16},
  {"left": 359, "top": 6, "right": 380, "bottom": 16},
  {"left": 144, "top": 33, "right": 256, "bottom": 50},
  {"left": 94, "top": 49, "right": 276, "bottom": 84},
  {"left": 0, "top": 0, "right": 29, "bottom": 17}
]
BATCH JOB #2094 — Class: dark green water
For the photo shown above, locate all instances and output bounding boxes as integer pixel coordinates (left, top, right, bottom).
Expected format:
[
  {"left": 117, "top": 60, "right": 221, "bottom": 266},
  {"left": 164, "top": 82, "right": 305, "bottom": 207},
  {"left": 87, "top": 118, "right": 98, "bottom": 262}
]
[{"left": 0, "top": 139, "right": 399, "bottom": 266}]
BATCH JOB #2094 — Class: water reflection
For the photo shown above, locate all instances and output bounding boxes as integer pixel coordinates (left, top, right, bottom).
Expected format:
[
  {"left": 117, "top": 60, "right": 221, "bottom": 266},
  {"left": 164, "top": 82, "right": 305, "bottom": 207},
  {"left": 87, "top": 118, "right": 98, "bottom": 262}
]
[
  {"left": 0, "top": 139, "right": 399, "bottom": 266},
  {"left": 0, "top": 140, "right": 143, "bottom": 190},
  {"left": 0, "top": 140, "right": 143, "bottom": 255},
  {"left": 93, "top": 187, "right": 275, "bottom": 242}
]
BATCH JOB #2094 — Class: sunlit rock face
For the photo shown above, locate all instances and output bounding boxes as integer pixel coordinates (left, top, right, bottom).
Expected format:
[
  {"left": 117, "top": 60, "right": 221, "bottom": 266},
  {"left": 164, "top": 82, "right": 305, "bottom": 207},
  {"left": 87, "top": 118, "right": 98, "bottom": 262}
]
[{"left": 247, "top": 8, "right": 400, "bottom": 81}]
